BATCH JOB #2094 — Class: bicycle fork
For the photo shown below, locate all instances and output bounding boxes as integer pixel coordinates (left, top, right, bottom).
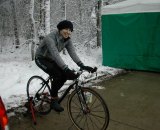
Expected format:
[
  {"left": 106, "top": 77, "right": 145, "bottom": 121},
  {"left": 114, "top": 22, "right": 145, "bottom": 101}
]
[{"left": 77, "top": 87, "right": 90, "bottom": 114}]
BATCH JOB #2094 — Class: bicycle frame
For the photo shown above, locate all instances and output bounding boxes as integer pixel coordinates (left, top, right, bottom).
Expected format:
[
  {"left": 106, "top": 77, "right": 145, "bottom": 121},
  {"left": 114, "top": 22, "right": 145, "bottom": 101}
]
[
  {"left": 32, "top": 77, "right": 80, "bottom": 105},
  {"left": 58, "top": 80, "right": 78, "bottom": 103},
  {"left": 46, "top": 69, "right": 96, "bottom": 106}
]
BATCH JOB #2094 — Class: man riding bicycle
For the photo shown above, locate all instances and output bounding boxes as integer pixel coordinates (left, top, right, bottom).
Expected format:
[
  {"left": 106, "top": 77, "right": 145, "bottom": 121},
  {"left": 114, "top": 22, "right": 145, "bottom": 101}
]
[{"left": 35, "top": 20, "right": 93, "bottom": 112}]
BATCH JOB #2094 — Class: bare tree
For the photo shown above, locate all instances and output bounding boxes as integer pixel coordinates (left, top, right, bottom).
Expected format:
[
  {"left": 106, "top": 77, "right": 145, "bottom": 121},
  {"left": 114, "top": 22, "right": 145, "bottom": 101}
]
[
  {"left": 60, "top": 0, "right": 65, "bottom": 19},
  {"left": 29, "top": 0, "right": 51, "bottom": 60},
  {"left": 10, "top": 0, "right": 20, "bottom": 48},
  {"left": 95, "top": 0, "right": 102, "bottom": 47},
  {"left": 44, "top": 0, "right": 50, "bottom": 34},
  {"left": 78, "top": 0, "right": 83, "bottom": 25},
  {"left": 29, "top": 0, "right": 36, "bottom": 60},
  {"left": 38, "top": 0, "right": 50, "bottom": 38},
  {"left": 40, "top": 0, "right": 45, "bottom": 30}
]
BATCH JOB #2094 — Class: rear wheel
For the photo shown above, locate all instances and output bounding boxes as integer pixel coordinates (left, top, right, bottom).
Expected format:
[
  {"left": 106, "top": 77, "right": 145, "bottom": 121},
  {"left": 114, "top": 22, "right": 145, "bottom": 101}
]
[
  {"left": 27, "top": 76, "right": 51, "bottom": 115},
  {"left": 67, "top": 87, "right": 109, "bottom": 130}
]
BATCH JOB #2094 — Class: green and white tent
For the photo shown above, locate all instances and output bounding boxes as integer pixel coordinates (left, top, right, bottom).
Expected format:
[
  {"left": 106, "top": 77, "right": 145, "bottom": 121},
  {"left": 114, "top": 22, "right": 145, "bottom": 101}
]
[{"left": 101, "top": 0, "right": 160, "bottom": 72}]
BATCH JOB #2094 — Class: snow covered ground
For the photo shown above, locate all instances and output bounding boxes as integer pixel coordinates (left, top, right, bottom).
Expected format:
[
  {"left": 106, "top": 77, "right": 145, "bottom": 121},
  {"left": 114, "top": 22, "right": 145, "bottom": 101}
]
[{"left": 0, "top": 46, "right": 123, "bottom": 110}]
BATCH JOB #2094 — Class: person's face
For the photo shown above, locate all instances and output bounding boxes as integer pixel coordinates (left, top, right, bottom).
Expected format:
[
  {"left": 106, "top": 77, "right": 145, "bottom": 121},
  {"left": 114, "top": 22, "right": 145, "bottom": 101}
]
[{"left": 60, "top": 28, "right": 72, "bottom": 39}]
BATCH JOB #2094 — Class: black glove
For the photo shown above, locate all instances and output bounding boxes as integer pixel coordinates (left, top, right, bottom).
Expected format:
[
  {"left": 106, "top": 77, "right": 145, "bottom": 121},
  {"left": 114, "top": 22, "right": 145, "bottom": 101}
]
[
  {"left": 64, "top": 68, "right": 79, "bottom": 80},
  {"left": 79, "top": 64, "right": 94, "bottom": 72}
]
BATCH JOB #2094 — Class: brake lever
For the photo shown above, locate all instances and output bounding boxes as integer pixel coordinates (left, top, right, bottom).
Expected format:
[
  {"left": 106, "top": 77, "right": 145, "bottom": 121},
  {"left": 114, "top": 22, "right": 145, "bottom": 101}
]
[
  {"left": 78, "top": 67, "right": 97, "bottom": 74},
  {"left": 91, "top": 67, "right": 97, "bottom": 73}
]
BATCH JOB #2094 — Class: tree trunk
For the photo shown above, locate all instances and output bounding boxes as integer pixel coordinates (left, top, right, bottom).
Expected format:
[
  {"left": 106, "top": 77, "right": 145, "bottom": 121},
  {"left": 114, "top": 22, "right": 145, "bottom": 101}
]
[
  {"left": 38, "top": 0, "right": 45, "bottom": 42},
  {"left": 61, "top": 0, "right": 65, "bottom": 19},
  {"left": 29, "top": 0, "right": 36, "bottom": 60},
  {"left": 78, "top": 0, "right": 83, "bottom": 25},
  {"left": 10, "top": 0, "right": 20, "bottom": 48},
  {"left": 96, "top": 1, "right": 102, "bottom": 47},
  {"left": 61, "top": 0, "right": 66, "bottom": 54},
  {"left": 40, "top": 0, "right": 45, "bottom": 30},
  {"left": 44, "top": 0, "right": 50, "bottom": 35}
]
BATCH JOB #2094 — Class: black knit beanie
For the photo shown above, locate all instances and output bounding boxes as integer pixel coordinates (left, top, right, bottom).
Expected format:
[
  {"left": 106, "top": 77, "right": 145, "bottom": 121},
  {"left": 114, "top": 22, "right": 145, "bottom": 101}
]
[{"left": 57, "top": 20, "right": 73, "bottom": 32}]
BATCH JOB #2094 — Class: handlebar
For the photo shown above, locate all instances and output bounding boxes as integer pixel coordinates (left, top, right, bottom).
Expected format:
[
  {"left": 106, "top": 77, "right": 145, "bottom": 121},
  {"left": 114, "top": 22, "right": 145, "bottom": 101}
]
[
  {"left": 77, "top": 67, "right": 97, "bottom": 77},
  {"left": 90, "top": 67, "right": 97, "bottom": 73}
]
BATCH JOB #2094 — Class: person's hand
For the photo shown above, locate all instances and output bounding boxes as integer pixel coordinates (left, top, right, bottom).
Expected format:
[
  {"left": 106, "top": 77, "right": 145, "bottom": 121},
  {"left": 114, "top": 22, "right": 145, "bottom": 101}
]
[
  {"left": 64, "top": 68, "right": 79, "bottom": 80},
  {"left": 80, "top": 65, "right": 94, "bottom": 72}
]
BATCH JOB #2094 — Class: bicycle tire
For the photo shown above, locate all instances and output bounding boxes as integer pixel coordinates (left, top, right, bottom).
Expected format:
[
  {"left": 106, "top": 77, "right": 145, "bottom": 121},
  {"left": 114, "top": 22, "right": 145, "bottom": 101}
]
[
  {"left": 27, "top": 76, "right": 52, "bottom": 115},
  {"left": 67, "top": 87, "right": 109, "bottom": 130}
]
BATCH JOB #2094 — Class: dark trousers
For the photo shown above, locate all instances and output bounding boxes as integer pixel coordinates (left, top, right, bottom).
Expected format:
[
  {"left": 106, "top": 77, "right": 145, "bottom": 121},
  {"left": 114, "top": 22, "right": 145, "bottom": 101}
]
[{"left": 35, "top": 57, "right": 67, "bottom": 97}]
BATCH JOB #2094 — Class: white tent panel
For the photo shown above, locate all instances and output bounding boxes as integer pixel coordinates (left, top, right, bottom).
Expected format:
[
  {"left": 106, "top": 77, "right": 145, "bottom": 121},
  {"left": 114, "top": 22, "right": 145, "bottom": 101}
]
[{"left": 102, "top": 0, "right": 160, "bottom": 14}]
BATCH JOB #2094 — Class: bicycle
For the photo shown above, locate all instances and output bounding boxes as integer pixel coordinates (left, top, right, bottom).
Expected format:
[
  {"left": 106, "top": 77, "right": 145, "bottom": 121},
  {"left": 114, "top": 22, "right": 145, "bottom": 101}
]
[{"left": 26, "top": 67, "right": 110, "bottom": 130}]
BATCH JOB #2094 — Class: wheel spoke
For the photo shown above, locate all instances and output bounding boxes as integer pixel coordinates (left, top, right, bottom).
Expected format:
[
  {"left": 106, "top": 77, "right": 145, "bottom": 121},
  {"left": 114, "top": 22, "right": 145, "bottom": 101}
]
[
  {"left": 88, "top": 96, "right": 97, "bottom": 109},
  {"left": 87, "top": 114, "right": 100, "bottom": 130},
  {"left": 90, "top": 103, "right": 104, "bottom": 111},
  {"left": 72, "top": 98, "right": 81, "bottom": 108},
  {"left": 88, "top": 116, "right": 95, "bottom": 130},
  {"left": 86, "top": 115, "right": 89, "bottom": 130},
  {"left": 74, "top": 111, "right": 84, "bottom": 125},
  {"left": 82, "top": 116, "right": 87, "bottom": 130},
  {"left": 71, "top": 105, "right": 81, "bottom": 111},
  {"left": 91, "top": 110, "right": 105, "bottom": 113},
  {"left": 89, "top": 112, "right": 105, "bottom": 119}
]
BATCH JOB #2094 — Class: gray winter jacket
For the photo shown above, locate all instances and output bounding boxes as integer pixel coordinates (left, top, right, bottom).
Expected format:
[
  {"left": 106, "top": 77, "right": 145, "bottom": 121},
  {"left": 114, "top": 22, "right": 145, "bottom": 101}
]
[{"left": 35, "top": 30, "right": 82, "bottom": 70}]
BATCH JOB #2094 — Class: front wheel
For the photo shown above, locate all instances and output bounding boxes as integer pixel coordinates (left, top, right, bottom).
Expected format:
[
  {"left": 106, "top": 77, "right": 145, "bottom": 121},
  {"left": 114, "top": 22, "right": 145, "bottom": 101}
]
[{"left": 67, "top": 87, "right": 109, "bottom": 130}]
